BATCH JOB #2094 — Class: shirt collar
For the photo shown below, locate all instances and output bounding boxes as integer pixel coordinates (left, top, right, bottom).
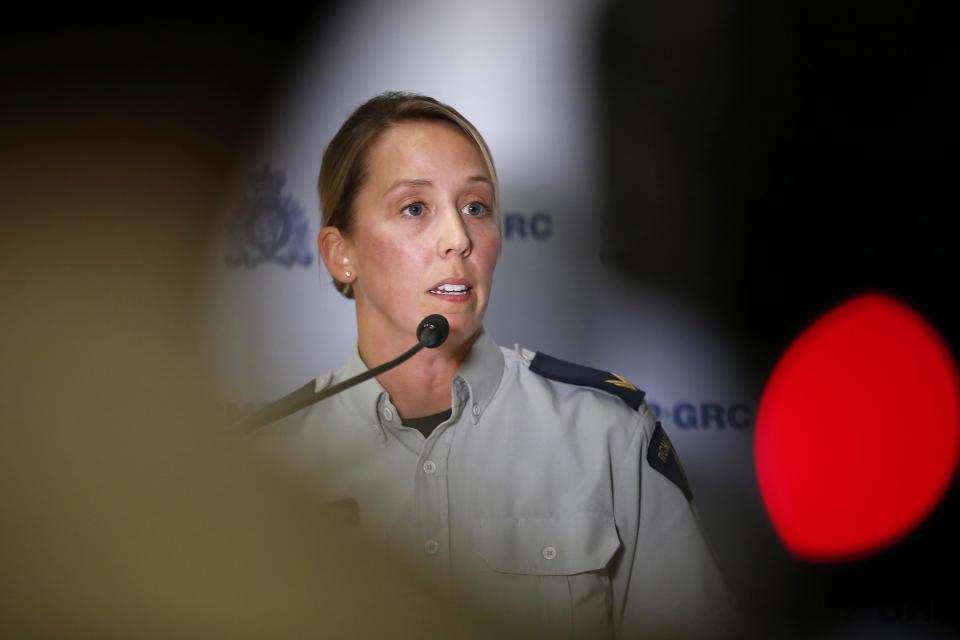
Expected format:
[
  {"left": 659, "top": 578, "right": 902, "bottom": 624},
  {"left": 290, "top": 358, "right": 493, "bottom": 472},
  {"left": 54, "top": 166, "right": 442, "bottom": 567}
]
[
  {"left": 336, "top": 327, "right": 505, "bottom": 435},
  {"left": 454, "top": 328, "right": 504, "bottom": 424},
  {"left": 335, "top": 339, "right": 390, "bottom": 440}
]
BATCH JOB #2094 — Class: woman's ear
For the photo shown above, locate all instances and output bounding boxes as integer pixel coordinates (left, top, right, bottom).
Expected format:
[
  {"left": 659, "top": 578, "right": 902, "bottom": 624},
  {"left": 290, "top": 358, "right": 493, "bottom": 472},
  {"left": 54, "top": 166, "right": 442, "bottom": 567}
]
[{"left": 318, "top": 226, "right": 353, "bottom": 282}]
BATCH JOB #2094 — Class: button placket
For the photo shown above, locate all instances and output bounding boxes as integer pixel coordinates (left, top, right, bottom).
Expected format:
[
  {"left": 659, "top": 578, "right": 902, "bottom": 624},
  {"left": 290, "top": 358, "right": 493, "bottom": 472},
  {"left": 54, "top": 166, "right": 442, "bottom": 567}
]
[{"left": 414, "top": 432, "right": 451, "bottom": 581}]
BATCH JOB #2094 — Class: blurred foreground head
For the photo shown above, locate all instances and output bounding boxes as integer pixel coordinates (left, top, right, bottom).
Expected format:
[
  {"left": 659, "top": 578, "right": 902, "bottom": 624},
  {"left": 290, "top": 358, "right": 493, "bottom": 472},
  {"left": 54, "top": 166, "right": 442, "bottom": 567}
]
[{"left": 0, "top": 85, "right": 531, "bottom": 640}]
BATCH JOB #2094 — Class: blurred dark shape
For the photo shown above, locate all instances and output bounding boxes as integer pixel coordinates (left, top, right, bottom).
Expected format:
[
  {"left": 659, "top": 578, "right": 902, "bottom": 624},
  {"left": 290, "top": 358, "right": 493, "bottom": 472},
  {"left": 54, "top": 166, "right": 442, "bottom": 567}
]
[
  {"left": 0, "top": 7, "right": 531, "bottom": 638},
  {"left": 599, "top": 0, "right": 959, "bottom": 359},
  {"left": 599, "top": 0, "right": 959, "bottom": 637}
]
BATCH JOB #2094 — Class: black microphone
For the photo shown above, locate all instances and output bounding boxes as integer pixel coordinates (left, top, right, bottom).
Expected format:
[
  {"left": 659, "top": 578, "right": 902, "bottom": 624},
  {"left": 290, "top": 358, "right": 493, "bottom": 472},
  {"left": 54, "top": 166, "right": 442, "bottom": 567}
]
[
  {"left": 235, "top": 314, "right": 450, "bottom": 432},
  {"left": 417, "top": 314, "right": 450, "bottom": 348}
]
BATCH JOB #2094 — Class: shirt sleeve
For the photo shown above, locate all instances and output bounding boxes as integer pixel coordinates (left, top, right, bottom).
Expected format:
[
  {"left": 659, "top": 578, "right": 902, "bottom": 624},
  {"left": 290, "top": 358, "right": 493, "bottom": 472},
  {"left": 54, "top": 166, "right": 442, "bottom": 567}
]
[{"left": 609, "top": 404, "right": 741, "bottom": 639}]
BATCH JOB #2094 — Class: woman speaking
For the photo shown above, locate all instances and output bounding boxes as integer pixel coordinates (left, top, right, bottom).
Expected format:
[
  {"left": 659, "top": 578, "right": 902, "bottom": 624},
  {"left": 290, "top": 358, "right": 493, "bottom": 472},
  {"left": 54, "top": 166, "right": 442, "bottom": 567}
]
[{"left": 259, "top": 92, "right": 736, "bottom": 639}]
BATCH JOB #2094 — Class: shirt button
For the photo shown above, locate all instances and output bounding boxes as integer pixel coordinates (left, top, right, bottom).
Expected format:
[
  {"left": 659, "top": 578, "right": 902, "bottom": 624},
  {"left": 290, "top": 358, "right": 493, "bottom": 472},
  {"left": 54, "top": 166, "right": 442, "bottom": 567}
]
[
  {"left": 424, "top": 539, "right": 440, "bottom": 555},
  {"left": 382, "top": 406, "right": 393, "bottom": 421},
  {"left": 542, "top": 546, "right": 558, "bottom": 560},
  {"left": 472, "top": 403, "right": 481, "bottom": 417},
  {"left": 422, "top": 460, "right": 437, "bottom": 475}
]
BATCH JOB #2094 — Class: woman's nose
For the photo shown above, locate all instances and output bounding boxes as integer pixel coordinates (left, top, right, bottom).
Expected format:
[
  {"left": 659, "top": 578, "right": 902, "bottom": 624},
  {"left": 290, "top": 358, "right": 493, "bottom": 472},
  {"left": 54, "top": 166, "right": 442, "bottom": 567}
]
[{"left": 436, "top": 207, "right": 472, "bottom": 257}]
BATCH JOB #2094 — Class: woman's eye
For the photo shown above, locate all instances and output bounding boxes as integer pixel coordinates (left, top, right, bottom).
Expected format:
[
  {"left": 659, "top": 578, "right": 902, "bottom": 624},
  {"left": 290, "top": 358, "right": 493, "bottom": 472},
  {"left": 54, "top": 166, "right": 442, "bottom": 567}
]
[
  {"left": 403, "top": 203, "right": 425, "bottom": 217},
  {"left": 461, "top": 202, "right": 486, "bottom": 217}
]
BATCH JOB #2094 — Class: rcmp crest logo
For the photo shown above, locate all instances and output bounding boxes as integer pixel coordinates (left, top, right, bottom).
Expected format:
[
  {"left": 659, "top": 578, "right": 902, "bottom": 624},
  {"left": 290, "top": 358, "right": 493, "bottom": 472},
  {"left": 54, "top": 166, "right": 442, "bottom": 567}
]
[{"left": 225, "top": 165, "right": 313, "bottom": 269}]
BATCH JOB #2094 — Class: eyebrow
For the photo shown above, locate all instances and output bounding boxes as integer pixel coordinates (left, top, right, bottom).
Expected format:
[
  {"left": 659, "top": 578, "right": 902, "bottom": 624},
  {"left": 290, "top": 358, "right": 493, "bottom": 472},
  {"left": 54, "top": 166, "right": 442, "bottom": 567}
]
[{"left": 382, "top": 176, "right": 492, "bottom": 198}]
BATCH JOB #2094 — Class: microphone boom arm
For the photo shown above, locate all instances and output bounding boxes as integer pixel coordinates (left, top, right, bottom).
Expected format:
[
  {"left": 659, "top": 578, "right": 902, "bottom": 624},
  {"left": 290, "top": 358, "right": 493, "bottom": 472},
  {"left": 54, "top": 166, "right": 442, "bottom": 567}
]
[
  {"left": 235, "top": 314, "right": 448, "bottom": 433},
  {"left": 235, "top": 342, "right": 424, "bottom": 433}
]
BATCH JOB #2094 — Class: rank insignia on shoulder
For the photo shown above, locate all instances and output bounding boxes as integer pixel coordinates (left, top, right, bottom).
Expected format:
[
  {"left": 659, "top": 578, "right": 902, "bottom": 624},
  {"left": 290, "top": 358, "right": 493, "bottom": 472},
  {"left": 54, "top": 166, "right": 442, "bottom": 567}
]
[
  {"left": 529, "top": 352, "right": 645, "bottom": 411},
  {"left": 647, "top": 422, "right": 693, "bottom": 501}
]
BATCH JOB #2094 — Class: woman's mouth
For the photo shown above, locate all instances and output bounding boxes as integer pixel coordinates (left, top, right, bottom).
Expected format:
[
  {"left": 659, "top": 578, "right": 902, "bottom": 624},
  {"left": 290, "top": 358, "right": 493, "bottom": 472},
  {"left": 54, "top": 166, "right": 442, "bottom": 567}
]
[
  {"left": 429, "top": 278, "right": 473, "bottom": 302},
  {"left": 430, "top": 283, "right": 470, "bottom": 295}
]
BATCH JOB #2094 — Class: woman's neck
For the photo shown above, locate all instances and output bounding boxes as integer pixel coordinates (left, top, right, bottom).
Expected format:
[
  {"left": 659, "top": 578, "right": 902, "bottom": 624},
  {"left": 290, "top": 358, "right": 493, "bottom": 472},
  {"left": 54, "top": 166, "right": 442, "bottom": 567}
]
[{"left": 358, "top": 328, "right": 479, "bottom": 419}]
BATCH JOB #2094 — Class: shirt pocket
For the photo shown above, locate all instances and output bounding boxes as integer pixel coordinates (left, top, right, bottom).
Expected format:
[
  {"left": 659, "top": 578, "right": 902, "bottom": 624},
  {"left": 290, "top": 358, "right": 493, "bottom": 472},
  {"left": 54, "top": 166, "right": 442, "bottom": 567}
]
[{"left": 473, "top": 513, "right": 620, "bottom": 639}]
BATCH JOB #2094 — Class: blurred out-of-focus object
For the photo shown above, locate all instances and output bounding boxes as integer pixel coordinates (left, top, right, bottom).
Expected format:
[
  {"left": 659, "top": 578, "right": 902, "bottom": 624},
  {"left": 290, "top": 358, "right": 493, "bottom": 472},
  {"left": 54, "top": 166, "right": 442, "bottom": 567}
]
[
  {"left": 755, "top": 293, "right": 960, "bottom": 561},
  {"left": 0, "top": 7, "right": 530, "bottom": 636}
]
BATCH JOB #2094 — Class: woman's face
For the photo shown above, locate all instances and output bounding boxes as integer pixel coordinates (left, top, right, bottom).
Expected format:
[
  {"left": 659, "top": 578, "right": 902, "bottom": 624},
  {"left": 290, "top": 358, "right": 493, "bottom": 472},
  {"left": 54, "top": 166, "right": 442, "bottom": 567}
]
[{"left": 343, "top": 120, "right": 500, "bottom": 350}]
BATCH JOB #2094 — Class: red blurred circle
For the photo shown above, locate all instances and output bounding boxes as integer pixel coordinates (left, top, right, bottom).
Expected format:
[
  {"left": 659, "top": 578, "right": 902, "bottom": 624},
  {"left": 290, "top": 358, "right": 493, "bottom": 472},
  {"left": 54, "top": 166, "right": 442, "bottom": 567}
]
[{"left": 755, "top": 293, "right": 960, "bottom": 561}]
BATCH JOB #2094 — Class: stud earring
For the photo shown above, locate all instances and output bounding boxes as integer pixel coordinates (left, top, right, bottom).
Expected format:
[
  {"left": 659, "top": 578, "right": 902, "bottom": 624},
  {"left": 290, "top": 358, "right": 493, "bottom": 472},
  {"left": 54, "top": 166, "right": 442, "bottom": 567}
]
[{"left": 344, "top": 271, "right": 352, "bottom": 278}]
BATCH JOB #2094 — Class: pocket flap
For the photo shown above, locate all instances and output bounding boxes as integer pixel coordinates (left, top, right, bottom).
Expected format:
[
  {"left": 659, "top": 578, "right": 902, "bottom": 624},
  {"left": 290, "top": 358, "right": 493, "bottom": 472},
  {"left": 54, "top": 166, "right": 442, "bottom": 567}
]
[{"left": 475, "top": 513, "right": 620, "bottom": 576}]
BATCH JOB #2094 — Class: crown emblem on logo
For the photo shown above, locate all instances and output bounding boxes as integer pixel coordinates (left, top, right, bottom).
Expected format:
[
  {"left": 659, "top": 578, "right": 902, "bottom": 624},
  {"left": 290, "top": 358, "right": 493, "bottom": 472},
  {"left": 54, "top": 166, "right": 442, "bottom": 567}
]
[{"left": 225, "top": 164, "right": 313, "bottom": 269}]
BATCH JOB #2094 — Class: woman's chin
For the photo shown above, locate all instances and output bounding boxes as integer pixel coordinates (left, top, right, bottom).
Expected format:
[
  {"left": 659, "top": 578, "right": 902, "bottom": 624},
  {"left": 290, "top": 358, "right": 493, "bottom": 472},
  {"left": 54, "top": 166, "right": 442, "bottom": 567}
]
[{"left": 440, "top": 316, "right": 482, "bottom": 346}]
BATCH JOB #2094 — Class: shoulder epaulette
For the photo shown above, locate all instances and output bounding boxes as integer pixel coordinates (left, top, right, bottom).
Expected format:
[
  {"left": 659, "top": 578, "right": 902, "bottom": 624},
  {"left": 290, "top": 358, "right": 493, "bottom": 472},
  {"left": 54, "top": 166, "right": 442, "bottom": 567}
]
[{"left": 529, "top": 352, "right": 646, "bottom": 411}]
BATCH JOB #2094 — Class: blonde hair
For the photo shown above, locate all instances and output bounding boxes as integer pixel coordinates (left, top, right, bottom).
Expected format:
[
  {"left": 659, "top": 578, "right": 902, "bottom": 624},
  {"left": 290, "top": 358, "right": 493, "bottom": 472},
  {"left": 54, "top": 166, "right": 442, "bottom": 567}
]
[{"left": 318, "top": 91, "right": 500, "bottom": 299}]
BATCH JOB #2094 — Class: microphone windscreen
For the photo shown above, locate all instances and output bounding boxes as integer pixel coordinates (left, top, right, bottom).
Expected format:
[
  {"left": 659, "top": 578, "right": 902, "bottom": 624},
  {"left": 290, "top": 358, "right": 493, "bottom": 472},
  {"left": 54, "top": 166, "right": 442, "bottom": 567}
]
[{"left": 417, "top": 315, "right": 449, "bottom": 348}]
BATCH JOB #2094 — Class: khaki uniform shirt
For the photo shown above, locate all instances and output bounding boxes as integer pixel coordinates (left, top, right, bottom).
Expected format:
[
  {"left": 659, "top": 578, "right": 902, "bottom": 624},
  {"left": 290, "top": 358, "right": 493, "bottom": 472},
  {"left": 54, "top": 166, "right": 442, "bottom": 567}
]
[{"left": 255, "top": 330, "right": 736, "bottom": 638}]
